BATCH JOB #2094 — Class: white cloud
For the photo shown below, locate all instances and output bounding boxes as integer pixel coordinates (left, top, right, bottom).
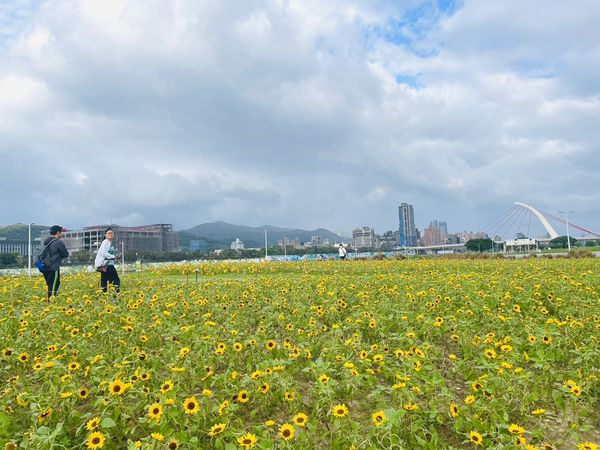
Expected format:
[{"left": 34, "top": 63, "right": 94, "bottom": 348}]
[{"left": 1, "top": 0, "right": 599, "bottom": 235}]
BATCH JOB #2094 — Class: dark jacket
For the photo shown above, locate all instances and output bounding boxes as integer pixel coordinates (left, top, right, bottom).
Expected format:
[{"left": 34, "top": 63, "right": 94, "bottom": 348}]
[{"left": 43, "top": 236, "right": 69, "bottom": 271}]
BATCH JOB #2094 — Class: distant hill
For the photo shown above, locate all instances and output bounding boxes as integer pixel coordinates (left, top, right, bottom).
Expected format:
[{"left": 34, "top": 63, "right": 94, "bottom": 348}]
[
  {"left": 183, "top": 221, "right": 342, "bottom": 248},
  {"left": 0, "top": 224, "right": 49, "bottom": 241}
]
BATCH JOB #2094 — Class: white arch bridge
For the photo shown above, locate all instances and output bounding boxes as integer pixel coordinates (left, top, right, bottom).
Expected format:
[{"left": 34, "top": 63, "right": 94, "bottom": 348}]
[{"left": 486, "top": 202, "right": 600, "bottom": 240}]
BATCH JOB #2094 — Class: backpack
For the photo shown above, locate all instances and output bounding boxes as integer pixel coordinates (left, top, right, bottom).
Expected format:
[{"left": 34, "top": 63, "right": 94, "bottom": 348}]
[{"left": 34, "top": 238, "right": 57, "bottom": 272}]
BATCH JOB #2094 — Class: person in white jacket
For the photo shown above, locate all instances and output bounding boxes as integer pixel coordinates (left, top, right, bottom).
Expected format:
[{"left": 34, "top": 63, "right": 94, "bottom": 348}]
[
  {"left": 95, "top": 228, "right": 120, "bottom": 293},
  {"left": 338, "top": 243, "right": 348, "bottom": 260}
]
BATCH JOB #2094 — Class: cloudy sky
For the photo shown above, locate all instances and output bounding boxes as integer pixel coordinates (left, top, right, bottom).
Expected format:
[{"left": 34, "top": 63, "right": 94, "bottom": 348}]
[{"left": 1, "top": 0, "right": 599, "bottom": 236}]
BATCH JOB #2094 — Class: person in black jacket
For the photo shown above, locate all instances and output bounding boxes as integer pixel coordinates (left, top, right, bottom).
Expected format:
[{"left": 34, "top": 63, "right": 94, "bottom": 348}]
[{"left": 42, "top": 225, "right": 70, "bottom": 299}]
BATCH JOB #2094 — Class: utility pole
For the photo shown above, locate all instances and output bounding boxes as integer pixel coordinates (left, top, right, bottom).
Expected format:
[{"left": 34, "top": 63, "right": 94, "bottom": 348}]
[
  {"left": 121, "top": 241, "right": 125, "bottom": 275},
  {"left": 264, "top": 229, "right": 268, "bottom": 258},
  {"left": 28, "top": 222, "right": 32, "bottom": 276},
  {"left": 558, "top": 210, "right": 574, "bottom": 252}
]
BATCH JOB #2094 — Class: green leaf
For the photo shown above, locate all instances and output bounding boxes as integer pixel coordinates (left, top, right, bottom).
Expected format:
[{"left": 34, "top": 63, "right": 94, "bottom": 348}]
[{"left": 101, "top": 417, "right": 117, "bottom": 428}]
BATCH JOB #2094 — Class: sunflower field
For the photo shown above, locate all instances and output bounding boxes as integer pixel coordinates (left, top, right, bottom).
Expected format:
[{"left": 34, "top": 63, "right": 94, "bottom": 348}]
[{"left": 0, "top": 258, "right": 599, "bottom": 449}]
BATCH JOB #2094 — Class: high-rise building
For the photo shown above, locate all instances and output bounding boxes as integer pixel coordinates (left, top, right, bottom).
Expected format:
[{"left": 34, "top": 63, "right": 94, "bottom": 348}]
[
  {"left": 380, "top": 230, "right": 398, "bottom": 250},
  {"left": 398, "top": 203, "right": 417, "bottom": 247},
  {"left": 428, "top": 219, "right": 448, "bottom": 243},
  {"left": 423, "top": 226, "right": 443, "bottom": 246},
  {"left": 352, "top": 226, "right": 375, "bottom": 249}
]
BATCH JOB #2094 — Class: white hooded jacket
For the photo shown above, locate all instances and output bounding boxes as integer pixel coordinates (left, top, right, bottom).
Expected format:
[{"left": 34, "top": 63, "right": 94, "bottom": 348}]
[{"left": 94, "top": 239, "right": 115, "bottom": 268}]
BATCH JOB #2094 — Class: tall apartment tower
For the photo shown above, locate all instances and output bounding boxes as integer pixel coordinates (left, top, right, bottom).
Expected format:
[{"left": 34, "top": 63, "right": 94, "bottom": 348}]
[{"left": 398, "top": 203, "right": 417, "bottom": 247}]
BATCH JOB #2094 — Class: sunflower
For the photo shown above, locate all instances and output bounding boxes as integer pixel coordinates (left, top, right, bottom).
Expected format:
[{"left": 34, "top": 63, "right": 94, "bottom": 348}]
[
  {"left": 166, "top": 440, "right": 179, "bottom": 450},
  {"left": 237, "top": 432, "right": 258, "bottom": 449},
  {"left": 78, "top": 388, "right": 89, "bottom": 399},
  {"left": 464, "top": 395, "right": 475, "bottom": 405},
  {"left": 86, "top": 417, "right": 100, "bottom": 431},
  {"left": 259, "top": 382, "right": 270, "bottom": 394},
  {"left": 292, "top": 412, "right": 308, "bottom": 427},
  {"left": 161, "top": 380, "right": 174, "bottom": 394},
  {"left": 38, "top": 408, "right": 52, "bottom": 422},
  {"left": 469, "top": 431, "right": 483, "bottom": 446},
  {"left": 278, "top": 423, "right": 295, "bottom": 441},
  {"left": 86, "top": 431, "right": 105, "bottom": 449},
  {"left": 332, "top": 403, "right": 349, "bottom": 417},
  {"left": 266, "top": 340, "right": 277, "bottom": 351},
  {"left": 237, "top": 390, "right": 249, "bottom": 403},
  {"left": 208, "top": 423, "right": 227, "bottom": 436},
  {"left": 151, "top": 432, "right": 164, "bottom": 441},
  {"left": 371, "top": 410, "right": 386, "bottom": 427},
  {"left": 531, "top": 408, "right": 545, "bottom": 415},
  {"left": 449, "top": 403, "right": 459, "bottom": 417},
  {"left": 319, "top": 374, "right": 330, "bottom": 384},
  {"left": 148, "top": 402, "right": 162, "bottom": 421},
  {"left": 403, "top": 403, "right": 418, "bottom": 411},
  {"left": 284, "top": 391, "right": 296, "bottom": 402},
  {"left": 218, "top": 400, "right": 229, "bottom": 416},
  {"left": 578, "top": 443, "right": 599, "bottom": 450},
  {"left": 233, "top": 342, "right": 243, "bottom": 352},
  {"left": 183, "top": 396, "right": 200, "bottom": 414},
  {"left": 109, "top": 379, "right": 127, "bottom": 396},
  {"left": 570, "top": 385, "right": 582, "bottom": 396},
  {"left": 508, "top": 424, "right": 525, "bottom": 435}
]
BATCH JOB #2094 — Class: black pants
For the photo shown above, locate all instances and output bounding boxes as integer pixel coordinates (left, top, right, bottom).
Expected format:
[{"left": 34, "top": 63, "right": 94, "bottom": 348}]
[
  {"left": 43, "top": 270, "right": 60, "bottom": 298},
  {"left": 101, "top": 265, "right": 120, "bottom": 293}
]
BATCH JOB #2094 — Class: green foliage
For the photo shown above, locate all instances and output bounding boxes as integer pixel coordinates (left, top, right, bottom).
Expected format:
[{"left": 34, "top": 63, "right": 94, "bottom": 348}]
[
  {"left": 0, "top": 224, "right": 49, "bottom": 240},
  {"left": 0, "top": 253, "right": 18, "bottom": 266},
  {"left": 549, "top": 236, "right": 578, "bottom": 249},
  {"left": 464, "top": 238, "right": 493, "bottom": 252}
]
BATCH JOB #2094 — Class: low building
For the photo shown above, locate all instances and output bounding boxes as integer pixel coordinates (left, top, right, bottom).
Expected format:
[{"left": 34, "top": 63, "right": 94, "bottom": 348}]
[
  {"left": 42, "top": 224, "right": 179, "bottom": 255},
  {"left": 231, "top": 238, "right": 244, "bottom": 250},
  {"left": 277, "top": 238, "right": 302, "bottom": 249},
  {"left": 0, "top": 237, "right": 41, "bottom": 256},
  {"left": 505, "top": 238, "right": 538, "bottom": 253}
]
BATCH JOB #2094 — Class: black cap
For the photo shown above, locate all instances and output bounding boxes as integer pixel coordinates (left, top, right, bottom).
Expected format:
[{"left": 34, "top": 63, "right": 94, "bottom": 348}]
[{"left": 49, "top": 225, "right": 66, "bottom": 235}]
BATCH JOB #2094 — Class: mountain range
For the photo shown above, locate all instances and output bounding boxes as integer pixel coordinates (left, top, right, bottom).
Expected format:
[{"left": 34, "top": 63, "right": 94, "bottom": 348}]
[{"left": 181, "top": 221, "right": 342, "bottom": 249}]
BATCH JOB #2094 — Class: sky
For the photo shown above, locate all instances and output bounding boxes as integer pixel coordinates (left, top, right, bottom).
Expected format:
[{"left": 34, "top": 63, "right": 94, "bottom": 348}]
[{"left": 1, "top": 0, "right": 599, "bottom": 237}]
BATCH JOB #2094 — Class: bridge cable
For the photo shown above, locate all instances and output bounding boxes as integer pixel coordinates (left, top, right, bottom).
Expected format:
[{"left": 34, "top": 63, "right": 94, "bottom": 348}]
[
  {"left": 505, "top": 206, "right": 528, "bottom": 239},
  {"left": 515, "top": 207, "right": 529, "bottom": 237},
  {"left": 538, "top": 209, "right": 600, "bottom": 238},
  {"left": 483, "top": 205, "right": 517, "bottom": 234},
  {"left": 486, "top": 205, "right": 516, "bottom": 238},
  {"left": 495, "top": 205, "right": 524, "bottom": 239}
]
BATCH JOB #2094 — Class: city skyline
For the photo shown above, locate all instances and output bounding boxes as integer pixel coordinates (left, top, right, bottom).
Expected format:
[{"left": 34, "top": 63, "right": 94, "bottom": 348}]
[{"left": 1, "top": 1, "right": 599, "bottom": 232}]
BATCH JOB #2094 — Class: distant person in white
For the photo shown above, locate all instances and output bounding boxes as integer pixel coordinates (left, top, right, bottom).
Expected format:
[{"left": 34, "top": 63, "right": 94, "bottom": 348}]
[
  {"left": 338, "top": 244, "right": 348, "bottom": 260},
  {"left": 95, "top": 228, "right": 120, "bottom": 293}
]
